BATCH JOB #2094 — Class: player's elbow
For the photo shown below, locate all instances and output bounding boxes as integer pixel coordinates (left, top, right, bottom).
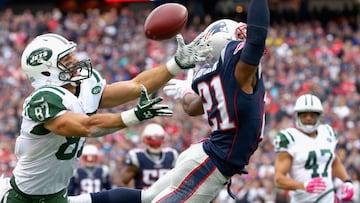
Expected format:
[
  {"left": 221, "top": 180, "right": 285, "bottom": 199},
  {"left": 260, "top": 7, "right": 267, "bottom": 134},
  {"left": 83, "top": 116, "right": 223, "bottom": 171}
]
[{"left": 182, "top": 95, "right": 204, "bottom": 116}]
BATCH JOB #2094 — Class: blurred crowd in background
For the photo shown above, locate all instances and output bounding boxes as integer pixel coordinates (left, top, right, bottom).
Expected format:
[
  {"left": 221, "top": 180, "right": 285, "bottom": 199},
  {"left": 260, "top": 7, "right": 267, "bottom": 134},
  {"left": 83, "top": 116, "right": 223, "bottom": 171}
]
[{"left": 1, "top": 1, "right": 360, "bottom": 202}]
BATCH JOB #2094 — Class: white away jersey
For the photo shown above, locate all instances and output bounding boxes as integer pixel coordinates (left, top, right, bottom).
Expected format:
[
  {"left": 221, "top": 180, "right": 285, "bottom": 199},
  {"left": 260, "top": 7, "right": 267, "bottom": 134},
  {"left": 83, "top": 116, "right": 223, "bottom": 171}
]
[
  {"left": 274, "top": 124, "right": 338, "bottom": 203},
  {"left": 13, "top": 70, "right": 106, "bottom": 195}
]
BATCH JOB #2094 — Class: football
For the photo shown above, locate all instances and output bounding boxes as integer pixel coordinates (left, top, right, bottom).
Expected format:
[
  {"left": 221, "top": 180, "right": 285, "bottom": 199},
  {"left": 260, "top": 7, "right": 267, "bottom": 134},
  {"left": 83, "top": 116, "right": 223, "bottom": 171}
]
[{"left": 144, "top": 3, "right": 188, "bottom": 40}]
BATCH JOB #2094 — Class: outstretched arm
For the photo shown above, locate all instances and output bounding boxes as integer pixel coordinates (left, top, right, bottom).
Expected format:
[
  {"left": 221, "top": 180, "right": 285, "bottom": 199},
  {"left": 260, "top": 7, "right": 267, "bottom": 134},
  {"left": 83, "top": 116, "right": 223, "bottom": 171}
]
[
  {"left": 235, "top": 0, "right": 269, "bottom": 91},
  {"left": 45, "top": 86, "right": 172, "bottom": 137},
  {"left": 163, "top": 69, "right": 204, "bottom": 116},
  {"left": 100, "top": 33, "right": 212, "bottom": 108}
]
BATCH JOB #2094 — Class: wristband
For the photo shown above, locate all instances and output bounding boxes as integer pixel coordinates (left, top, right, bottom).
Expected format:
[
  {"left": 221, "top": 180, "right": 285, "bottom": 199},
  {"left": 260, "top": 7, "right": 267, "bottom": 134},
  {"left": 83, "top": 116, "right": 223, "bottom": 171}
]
[
  {"left": 166, "top": 57, "right": 182, "bottom": 76},
  {"left": 344, "top": 179, "right": 352, "bottom": 183},
  {"left": 121, "top": 109, "right": 140, "bottom": 126}
]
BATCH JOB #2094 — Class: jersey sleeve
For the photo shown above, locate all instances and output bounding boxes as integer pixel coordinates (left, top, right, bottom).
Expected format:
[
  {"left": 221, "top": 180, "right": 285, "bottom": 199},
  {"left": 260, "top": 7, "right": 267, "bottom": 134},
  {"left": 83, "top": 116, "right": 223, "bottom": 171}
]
[
  {"left": 324, "top": 124, "right": 338, "bottom": 140},
  {"left": 91, "top": 69, "right": 106, "bottom": 91},
  {"left": 224, "top": 40, "right": 245, "bottom": 63},
  {"left": 125, "top": 149, "right": 140, "bottom": 167},
  {"left": 273, "top": 130, "right": 295, "bottom": 153},
  {"left": 25, "top": 89, "right": 67, "bottom": 123},
  {"left": 81, "top": 69, "right": 106, "bottom": 113}
]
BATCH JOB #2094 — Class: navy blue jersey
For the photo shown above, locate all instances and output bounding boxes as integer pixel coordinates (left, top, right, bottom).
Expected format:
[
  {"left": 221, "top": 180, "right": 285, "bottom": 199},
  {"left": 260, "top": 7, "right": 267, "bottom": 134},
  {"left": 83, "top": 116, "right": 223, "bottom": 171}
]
[
  {"left": 125, "top": 147, "right": 178, "bottom": 189},
  {"left": 67, "top": 166, "right": 113, "bottom": 195},
  {"left": 192, "top": 40, "right": 266, "bottom": 177}
]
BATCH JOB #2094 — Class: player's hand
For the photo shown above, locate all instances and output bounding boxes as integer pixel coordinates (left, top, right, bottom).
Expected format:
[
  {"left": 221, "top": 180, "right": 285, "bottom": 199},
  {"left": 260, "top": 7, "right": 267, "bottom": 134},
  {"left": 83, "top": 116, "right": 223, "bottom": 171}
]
[
  {"left": 339, "top": 181, "right": 354, "bottom": 201},
  {"left": 304, "top": 177, "right": 327, "bottom": 193},
  {"left": 121, "top": 85, "right": 173, "bottom": 126},
  {"left": 163, "top": 69, "right": 194, "bottom": 100},
  {"left": 134, "top": 85, "right": 173, "bottom": 120},
  {"left": 166, "top": 32, "right": 212, "bottom": 75},
  {"left": 174, "top": 32, "right": 212, "bottom": 69},
  {"left": 163, "top": 79, "right": 193, "bottom": 100}
]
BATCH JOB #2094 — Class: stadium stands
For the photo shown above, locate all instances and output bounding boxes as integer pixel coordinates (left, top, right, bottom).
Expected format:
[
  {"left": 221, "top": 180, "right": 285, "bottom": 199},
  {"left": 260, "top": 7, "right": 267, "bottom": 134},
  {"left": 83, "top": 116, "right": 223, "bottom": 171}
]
[{"left": 0, "top": 2, "right": 359, "bottom": 202}]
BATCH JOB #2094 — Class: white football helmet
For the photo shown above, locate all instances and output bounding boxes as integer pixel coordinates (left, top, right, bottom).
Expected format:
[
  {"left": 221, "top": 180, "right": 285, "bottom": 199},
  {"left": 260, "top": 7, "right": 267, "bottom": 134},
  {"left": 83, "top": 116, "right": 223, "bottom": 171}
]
[
  {"left": 82, "top": 144, "right": 99, "bottom": 168},
  {"left": 203, "top": 19, "right": 247, "bottom": 65},
  {"left": 294, "top": 94, "right": 324, "bottom": 133},
  {"left": 21, "top": 33, "right": 92, "bottom": 89},
  {"left": 141, "top": 123, "right": 167, "bottom": 154}
]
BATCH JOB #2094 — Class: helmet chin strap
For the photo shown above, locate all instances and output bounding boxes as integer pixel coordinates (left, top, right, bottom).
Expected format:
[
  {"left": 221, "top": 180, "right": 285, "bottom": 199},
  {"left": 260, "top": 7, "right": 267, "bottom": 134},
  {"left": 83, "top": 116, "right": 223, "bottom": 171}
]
[{"left": 296, "top": 114, "right": 321, "bottom": 135}]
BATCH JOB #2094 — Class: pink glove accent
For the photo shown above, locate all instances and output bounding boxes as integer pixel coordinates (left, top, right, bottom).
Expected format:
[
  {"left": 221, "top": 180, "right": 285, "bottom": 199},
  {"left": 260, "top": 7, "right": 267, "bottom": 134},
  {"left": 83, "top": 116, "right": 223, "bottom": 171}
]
[
  {"left": 340, "top": 181, "right": 354, "bottom": 201},
  {"left": 304, "top": 177, "right": 327, "bottom": 193}
]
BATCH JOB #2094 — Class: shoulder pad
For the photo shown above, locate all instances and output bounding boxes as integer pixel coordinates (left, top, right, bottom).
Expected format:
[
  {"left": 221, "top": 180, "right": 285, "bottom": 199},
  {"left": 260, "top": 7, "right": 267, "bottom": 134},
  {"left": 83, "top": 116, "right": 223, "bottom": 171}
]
[
  {"left": 273, "top": 129, "right": 296, "bottom": 152},
  {"left": 91, "top": 69, "right": 105, "bottom": 83},
  {"left": 125, "top": 149, "right": 140, "bottom": 167},
  {"left": 323, "top": 124, "right": 338, "bottom": 139},
  {"left": 24, "top": 87, "right": 67, "bottom": 122}
]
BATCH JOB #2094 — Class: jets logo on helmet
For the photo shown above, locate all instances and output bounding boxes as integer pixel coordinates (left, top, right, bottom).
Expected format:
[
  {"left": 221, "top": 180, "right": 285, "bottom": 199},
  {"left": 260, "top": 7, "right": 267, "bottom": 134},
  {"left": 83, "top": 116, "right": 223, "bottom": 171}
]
[
  {"left": 27, "top": 48, "right": 53, "bottom": 66},
  {"left": 21, "top": 33, "right": 93, "bottom": 89}
]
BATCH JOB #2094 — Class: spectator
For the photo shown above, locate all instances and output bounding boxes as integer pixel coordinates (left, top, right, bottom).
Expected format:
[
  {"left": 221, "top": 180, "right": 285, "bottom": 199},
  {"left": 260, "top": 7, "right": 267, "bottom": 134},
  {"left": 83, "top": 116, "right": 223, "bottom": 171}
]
[{"left": 0, "top": 3, "right": 360, "bottom": 202}]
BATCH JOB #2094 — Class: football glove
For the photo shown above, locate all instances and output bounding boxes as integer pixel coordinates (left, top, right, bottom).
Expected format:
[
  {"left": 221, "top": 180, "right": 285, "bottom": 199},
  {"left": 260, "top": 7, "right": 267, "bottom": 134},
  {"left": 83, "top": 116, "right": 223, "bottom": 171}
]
[
  {"left": 163, "top": 69, "right": 195, "bottom": 100},
  {"left": 121, "top": 85, "right": 173, "bottom": 126},
  {"left": 304, "top": 177, "right": 327, "bottom": 194},
  {"left": 166, "top": 32, "right": 212, "bottom": 75},
  {"left": 340, "top": 180, "right": 354, "bottom": 201}
]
